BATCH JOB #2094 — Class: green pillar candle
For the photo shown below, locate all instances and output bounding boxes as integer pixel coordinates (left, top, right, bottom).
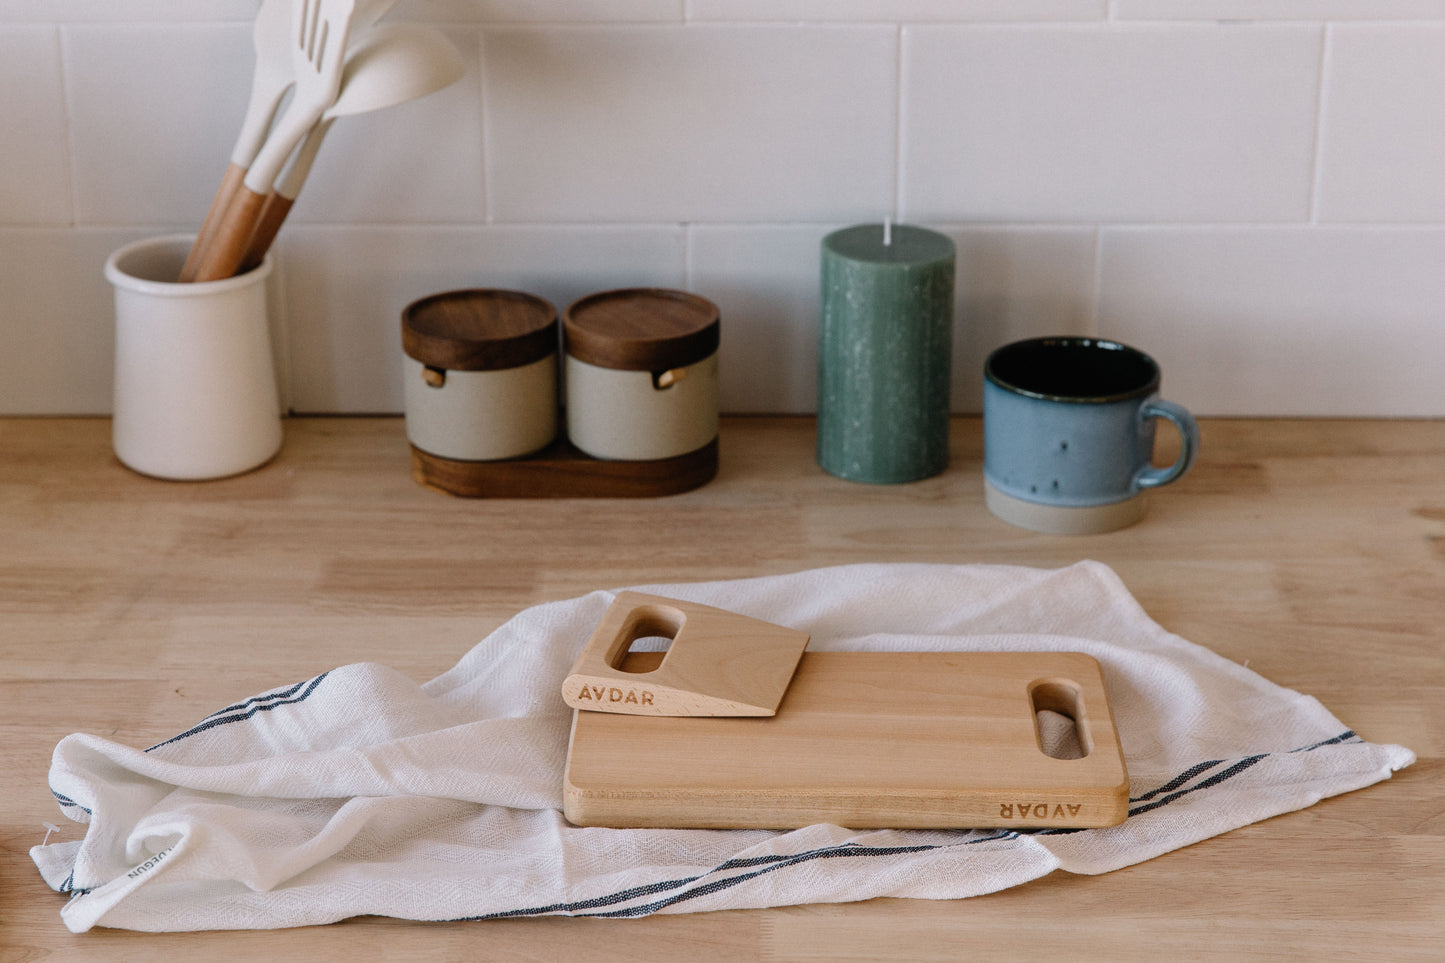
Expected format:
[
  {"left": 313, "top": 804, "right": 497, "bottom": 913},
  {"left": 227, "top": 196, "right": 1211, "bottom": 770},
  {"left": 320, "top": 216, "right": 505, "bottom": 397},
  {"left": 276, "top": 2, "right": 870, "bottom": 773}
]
[{"left": 817, "top": 222, "right": 955, "bottom": 483}]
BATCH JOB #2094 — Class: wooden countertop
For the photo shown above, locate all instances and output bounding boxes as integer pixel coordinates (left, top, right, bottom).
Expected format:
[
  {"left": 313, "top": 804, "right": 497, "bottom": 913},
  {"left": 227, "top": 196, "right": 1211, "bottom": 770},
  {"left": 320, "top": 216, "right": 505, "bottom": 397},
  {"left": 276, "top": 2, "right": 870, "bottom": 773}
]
[{"left": 2, "top": 416, "right": 1441, "bottom": 960}]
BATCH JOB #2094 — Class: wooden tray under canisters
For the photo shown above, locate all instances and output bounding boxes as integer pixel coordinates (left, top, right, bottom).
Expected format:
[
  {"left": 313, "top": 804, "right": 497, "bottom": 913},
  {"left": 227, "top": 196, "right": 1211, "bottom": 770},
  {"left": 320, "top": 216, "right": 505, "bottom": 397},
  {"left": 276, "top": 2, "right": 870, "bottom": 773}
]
[
  {"left": 410, "top": 436, "right": 718, "bottom": 499},
  {"left": 564, "top": 647, "right": 1130, "bottom": 831}
]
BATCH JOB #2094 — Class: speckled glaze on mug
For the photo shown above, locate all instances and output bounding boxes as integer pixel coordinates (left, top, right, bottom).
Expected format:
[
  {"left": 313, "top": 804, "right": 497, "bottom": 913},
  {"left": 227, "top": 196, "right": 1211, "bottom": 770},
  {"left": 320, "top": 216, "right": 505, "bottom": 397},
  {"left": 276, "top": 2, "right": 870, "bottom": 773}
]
[{"left": 983, "top": 337, "right": 1199, "bottom": 535}]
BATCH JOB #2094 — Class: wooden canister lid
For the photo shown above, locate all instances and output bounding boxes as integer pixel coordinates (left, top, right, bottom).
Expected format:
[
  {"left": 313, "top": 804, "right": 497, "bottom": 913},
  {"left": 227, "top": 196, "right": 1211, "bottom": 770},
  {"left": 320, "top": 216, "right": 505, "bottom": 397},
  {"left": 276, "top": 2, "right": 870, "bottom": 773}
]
[
  {"left": 402, "top": 289, "right": 557, "bottom": 371},
  {"left": 563, "top": 288, "right": 720, "bottom": 371}
]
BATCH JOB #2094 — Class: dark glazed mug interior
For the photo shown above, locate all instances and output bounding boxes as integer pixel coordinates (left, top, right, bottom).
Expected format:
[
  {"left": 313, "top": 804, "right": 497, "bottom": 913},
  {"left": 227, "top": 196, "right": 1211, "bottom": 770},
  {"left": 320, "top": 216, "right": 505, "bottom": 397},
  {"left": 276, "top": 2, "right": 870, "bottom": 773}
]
[{"left": 985, "top": 337, "right": 1160, "bottom": 403}]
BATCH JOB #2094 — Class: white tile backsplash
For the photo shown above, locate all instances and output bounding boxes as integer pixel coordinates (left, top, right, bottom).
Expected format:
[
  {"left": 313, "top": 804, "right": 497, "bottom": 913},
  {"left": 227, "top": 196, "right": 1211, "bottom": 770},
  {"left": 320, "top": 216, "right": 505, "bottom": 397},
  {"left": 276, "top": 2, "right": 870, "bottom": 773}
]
[
  {"left": 1316, "top": 25, "right": 1445, "bottom": 223},
  {"left": 0, "top": 27, "right": 72, "bottom": 226},
  {"left": 901, "top": 24, "right": 1322, "bottom": 223},
  {"left": 947, "top": 227, "right": 1098, "bottom": 412},
  {"left": 3, "top": 7, "right": 1445, "bottom": 417},
  {"left": 64, "top": 24, "right": 256, "bottom": 225},
  {"left": 687, "top": 1, "right": 1107, "bottom": 21},
  {"left": 1112, "top": 1, "right": 1445, "bottom": 19},
  {"left": 0, "top": 1, "right": 257, "bottom": 21},
  {"left": 482, "top": 25, "right": 897, "bottom": 223},
  {"left": 0, "top": 229, "right": 144, "bottom": 414},
  {"left": 1099, "top": 227, "right": 1445, "bottom": 417},
  {"left": 284, "top": 27, "right": 486, "bottom": 225},
  {"left": 688, "top": 225, "right": 830, "bottom": 414},
  {"left": 395, "top": 0, "right": 685, "bottom": 22}
]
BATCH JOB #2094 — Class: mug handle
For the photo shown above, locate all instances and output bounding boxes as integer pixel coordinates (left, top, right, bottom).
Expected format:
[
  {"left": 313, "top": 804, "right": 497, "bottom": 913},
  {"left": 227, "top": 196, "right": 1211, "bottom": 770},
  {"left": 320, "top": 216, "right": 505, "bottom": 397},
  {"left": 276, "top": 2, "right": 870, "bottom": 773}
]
[{"left": 1135, "top": 399, "right": 1199, "bottom": 490}]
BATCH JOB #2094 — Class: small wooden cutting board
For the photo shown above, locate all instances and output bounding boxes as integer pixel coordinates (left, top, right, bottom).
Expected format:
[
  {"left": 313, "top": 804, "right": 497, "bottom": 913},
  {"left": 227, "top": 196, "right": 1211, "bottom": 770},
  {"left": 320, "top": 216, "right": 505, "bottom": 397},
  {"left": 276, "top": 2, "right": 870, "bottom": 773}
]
[
  {"left": 562, "top": 592, "right": 810, "bottom": 717},
  {"left": 564, "top": 650, "right": 1130, "bottom": 830}
]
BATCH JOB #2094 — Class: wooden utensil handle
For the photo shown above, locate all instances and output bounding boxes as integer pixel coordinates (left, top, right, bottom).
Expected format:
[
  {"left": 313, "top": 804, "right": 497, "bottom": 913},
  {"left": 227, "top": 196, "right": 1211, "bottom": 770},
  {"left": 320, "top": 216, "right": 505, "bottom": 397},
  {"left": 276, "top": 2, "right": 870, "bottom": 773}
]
[
  {"left": 180, "top": 162, "right": 247, "bottom": 283},
  {"left": 190, "top": 186, "right": 268, "bottom": 282},
  {"left": 239, "top": 192, "right": 294, "bottom": 274}
]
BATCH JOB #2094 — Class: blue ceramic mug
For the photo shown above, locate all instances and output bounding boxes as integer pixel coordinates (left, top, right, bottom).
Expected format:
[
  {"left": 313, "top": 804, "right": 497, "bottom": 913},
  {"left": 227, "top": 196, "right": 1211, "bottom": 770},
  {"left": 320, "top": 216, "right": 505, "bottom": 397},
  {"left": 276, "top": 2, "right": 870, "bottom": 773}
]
[{"left": 983, "top": 337, "right": 1199, "bottom": 534}]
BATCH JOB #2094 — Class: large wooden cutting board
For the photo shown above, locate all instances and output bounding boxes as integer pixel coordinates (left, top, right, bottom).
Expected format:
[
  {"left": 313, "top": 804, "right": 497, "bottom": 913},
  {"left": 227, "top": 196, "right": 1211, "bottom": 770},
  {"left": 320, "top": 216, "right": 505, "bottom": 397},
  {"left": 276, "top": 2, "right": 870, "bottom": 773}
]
[{"left": 564, "top": 650, "right": 1129, "bottom": 830}]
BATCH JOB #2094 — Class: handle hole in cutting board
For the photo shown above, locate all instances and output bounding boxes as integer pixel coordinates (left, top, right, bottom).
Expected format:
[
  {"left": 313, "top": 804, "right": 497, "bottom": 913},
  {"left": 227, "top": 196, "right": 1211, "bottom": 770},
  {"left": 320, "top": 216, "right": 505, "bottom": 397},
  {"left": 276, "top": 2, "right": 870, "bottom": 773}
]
[
  {"left": 609, "top": 604, "right": 685, "bottom": 674},
  {"left": 1029, "top": 679, "right": 1092, "bottom": 760}
]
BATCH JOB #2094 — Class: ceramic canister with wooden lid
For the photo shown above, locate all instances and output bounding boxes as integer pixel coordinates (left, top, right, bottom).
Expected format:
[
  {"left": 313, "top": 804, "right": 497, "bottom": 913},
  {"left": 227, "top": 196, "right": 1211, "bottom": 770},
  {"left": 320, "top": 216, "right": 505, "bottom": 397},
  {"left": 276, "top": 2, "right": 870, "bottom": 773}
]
[
  {"left": 563, "top": 288, "right": 720, "bottom": 461},
  {"left": 401, "top": 289, "right": 558, "bottom": 461}
]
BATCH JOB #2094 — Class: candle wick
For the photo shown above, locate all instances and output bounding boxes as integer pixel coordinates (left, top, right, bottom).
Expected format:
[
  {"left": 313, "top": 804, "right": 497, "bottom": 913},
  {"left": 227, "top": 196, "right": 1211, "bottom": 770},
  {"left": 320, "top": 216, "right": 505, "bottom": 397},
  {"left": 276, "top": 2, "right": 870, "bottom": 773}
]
[{"left": 883, "top": 217, "right": 892, "bottom": 247}]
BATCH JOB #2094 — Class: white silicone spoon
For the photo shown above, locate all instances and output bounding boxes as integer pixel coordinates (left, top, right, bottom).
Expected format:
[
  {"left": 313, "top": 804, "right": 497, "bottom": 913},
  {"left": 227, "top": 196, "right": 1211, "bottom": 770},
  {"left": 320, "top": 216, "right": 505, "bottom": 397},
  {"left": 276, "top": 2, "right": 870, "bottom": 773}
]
[
  {"left": 182, "top": 0, "right": 399, "bottom": 281},
  {"left": 238, "top": 23, "right": 465, "bottom": 271},
  {"left": 192, "top": 0, "right": 358, "bottom": 281},
  {"left": 179, "top": 0, "right": 295, "bottom": 281}
]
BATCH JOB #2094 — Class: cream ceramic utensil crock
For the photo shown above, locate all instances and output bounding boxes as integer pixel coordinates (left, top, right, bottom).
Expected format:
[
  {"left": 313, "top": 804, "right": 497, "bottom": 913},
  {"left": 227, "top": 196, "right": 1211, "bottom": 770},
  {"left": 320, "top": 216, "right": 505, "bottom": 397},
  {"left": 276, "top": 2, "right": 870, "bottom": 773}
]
[{"left": 107, "top": 234, "right": 282, "bottom": 480}]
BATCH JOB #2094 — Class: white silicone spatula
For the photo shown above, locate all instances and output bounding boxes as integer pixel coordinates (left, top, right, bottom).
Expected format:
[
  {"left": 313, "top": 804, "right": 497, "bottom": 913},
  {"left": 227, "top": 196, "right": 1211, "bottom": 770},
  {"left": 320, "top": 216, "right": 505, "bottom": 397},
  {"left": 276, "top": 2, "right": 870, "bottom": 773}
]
[
  {"left": 237, "top": 22, "right": 465, "bottom": 272},
  {"left": 179, "top": 0, "right": 295, "bottom": 282},
  {"left": 190, "top": 0, "right": 359, "bottom": 282}
]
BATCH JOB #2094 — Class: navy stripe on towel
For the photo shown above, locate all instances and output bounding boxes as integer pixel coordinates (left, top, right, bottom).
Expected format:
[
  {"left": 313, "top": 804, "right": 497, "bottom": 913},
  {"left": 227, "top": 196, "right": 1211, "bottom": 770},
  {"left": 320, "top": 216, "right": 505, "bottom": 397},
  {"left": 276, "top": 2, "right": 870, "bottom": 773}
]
[
  {"left": 447, "top": 729, "right": 1363, "bottom": 921},
  {"left": 456, "top": 833, "right": 1020, "bottom": 922},
  {"left": 145, "top": 671, "right": 331, "bottom": 751}
]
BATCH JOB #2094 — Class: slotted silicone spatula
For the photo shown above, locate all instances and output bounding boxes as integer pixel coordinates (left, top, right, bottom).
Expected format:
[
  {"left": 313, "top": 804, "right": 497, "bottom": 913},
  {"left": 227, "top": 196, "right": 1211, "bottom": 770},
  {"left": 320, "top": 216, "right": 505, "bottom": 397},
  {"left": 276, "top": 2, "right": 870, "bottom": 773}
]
[{"left": 190, "top": 0, "right": 358, "bottom": 282}]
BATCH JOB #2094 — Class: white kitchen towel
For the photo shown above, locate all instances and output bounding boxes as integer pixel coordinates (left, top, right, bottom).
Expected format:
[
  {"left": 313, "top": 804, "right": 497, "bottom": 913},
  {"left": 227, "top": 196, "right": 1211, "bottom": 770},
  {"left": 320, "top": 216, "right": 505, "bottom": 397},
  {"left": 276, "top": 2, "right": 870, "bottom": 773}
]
[{"left": 32, "top": 562, "right": 1414, "bottom": 932}]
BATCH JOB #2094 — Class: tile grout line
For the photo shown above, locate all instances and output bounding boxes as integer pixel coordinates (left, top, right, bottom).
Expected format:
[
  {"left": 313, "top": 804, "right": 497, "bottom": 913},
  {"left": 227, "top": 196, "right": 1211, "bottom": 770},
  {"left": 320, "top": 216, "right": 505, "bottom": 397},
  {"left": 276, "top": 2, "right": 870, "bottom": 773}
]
[
  {"left": 683, "top": 222, "right": 695, "bottom": 292},
  {"left": 893, "top": 24, "right": 904, "bottom": 224},
  {"left": 55, "top": 24, "right": 79, "bottom": 228},
  {"left": 1089, "top": 225, "right": 1104, "bottom": 339},
  {"left": 1307, "top": 23, "right": 1334, "bottom": 226},
  {"left": 476, "top": 26, "right": 494, "bottom": 226}
]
